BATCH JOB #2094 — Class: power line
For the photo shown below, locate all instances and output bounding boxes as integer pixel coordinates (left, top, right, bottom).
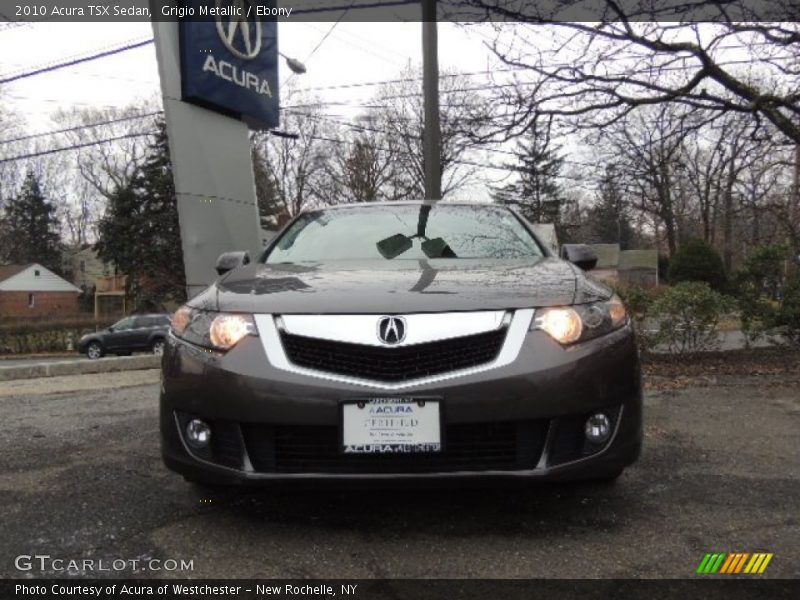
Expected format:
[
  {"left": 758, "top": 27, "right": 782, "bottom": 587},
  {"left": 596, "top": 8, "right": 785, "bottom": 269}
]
[
  {"left": 300, "top": 22, "right": 408, "bottom": 67},
  {"left": 285, "top": 108, "right": 605, "bottom": 173},
  {"left": 281, "top": 2, "right": 354, "bottom": 89},
  {"left": 292, "top": 66, "right": 525, "bottom": 94},
  {"left": 1, "top": 71, "right": 529, "bottom": 145},
  {"left": 0, "top": 39, "right": 153, "bottom": 85},
  {"left": 0, "top": 35, "right": 150, "bottom": 78},
  {"left": 0, "top": 132, "right": 155, "bottom": 164},
  {"left": 0, "top": 111, "right": 162, "bottom": 145},
  {"left": 305, "top": 1, "right": 355, "bottom": 61},
  {"left": 5, "top": 50, "right": 791, "bottom": 152},
  {"left": 299, "top": 131, "right": 597, "bottom": 181}
]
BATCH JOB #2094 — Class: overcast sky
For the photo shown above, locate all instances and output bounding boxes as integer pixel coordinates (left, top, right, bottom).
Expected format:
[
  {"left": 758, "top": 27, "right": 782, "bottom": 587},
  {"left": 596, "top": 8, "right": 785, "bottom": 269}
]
[
  {"left": 1, "top": 21, "right": 516, "bottom": 199},
  {"left": 1, "top": 21, "right": 502, "bottom": 130}
]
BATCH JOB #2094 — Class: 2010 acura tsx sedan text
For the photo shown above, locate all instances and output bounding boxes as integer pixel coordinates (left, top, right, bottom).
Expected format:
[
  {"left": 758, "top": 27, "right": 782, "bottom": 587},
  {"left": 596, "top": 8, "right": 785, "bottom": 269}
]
[{"left": 161, "top": 202, "right": 642, "bottom": 485}]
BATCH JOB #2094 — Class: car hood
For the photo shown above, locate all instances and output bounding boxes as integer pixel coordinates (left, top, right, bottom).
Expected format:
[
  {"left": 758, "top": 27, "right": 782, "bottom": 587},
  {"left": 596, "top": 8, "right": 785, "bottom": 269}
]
[{"left": 188, "top": 258, "right": 612, "bottom": 314}]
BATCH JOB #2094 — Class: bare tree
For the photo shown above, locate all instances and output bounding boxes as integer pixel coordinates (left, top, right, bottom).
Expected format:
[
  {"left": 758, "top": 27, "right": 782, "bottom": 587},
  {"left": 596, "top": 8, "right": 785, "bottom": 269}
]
[
  {"left": 324, "top": 117, "right": 407, "bottom": 203},
  {"left": 594, "top": 103, "right": 698, "bottom": 256},
  {"left": 53, "top": 104, "right": 160, "bottom": 201},
  {"left": 461, "top": 3, "right": 800, "bottom": 143},
  {"left": 736, "top": 148, "right": 793, "bottom": 247},
  {"left": 251, "top": 97, "right": 332, "bottom": 217},
  {"left": 0, "top": 90, "right": 28, "bottom": 204},
  {"left": 371, "top": 65, "right": 492, "bottom": 197}
]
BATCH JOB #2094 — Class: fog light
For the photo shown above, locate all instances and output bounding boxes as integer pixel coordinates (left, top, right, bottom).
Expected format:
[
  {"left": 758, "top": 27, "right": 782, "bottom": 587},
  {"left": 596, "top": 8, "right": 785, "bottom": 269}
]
[
  {"left": 585, "top": 413, "right": 611, "bottom": 444},
  {"left": 185, "top": 419, "right": 211, "bottom": 448}
]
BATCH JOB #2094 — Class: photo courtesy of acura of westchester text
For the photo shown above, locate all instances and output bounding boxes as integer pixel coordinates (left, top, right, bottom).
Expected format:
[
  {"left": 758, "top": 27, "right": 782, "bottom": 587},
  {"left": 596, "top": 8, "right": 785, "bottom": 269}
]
[{"left": 0, "top": 0, "right": 798, "bottom": 597}]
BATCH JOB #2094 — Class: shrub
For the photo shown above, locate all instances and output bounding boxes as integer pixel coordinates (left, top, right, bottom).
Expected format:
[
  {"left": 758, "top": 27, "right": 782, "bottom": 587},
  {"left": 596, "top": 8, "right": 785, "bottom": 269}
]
[
  {"left": 668, "top": 239, "right": 727, "bottom": 291},
  {"left": 735, "top": 279, "right": 772, "bottom": 345},
  {"left": 733, "top": 245, "right": 788, "bottom": 344},
  {"left": 0, "top": 316, "right": 114, "bottom": 355},
  {"left": 770, "top": 278, "right": 800, "bottom": 346},
  {"left": 612, "top": 283, "right": 659, "bottom": 352},
  {"left": 650, "top": 282, "right": 734, "bottom": 354}
]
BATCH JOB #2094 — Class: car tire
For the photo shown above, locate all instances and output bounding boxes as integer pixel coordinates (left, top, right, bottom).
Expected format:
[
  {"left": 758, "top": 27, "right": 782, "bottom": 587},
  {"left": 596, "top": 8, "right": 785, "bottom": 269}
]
[
  {"left": 151, "top": 338, "right": 166, "bottom": 356},
  {"left": 86, "top": 342, "right": 104, "bottom": 360}
]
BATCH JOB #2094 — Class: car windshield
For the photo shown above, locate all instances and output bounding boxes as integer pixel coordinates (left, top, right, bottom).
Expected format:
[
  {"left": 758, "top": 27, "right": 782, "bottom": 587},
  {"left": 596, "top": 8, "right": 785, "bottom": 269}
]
[{"left": 265, "top": 204, "right": 543, "bottom": 263}]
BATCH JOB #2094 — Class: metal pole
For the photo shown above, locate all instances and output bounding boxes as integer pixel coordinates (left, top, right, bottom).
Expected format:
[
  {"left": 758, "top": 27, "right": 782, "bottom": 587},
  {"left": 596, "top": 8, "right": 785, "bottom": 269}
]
[{"left": 422, "top": 0, "right": 442, "bottom": 200}]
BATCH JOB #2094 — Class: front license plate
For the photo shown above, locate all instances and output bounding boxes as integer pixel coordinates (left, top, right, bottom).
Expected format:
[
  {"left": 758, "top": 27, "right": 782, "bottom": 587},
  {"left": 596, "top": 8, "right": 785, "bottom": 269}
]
[{"left": 341, "top": 398, "right": 442, "bottom": 454}]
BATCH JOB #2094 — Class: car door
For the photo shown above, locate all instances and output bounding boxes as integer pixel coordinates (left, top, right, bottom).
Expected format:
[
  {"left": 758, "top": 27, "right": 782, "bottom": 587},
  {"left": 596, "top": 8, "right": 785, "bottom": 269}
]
[
  {"left": 104, "top": 316, "right": 137, "bottom": 352},
  {"left": 129, "top": 316, "right": 157, "bottom": 350}
]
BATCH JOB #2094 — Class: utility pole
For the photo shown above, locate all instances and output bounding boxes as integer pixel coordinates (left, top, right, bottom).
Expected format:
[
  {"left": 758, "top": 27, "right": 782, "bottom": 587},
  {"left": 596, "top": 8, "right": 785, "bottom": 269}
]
[{"left": 422, "top": 0, "right": 442, "bottom": 201}]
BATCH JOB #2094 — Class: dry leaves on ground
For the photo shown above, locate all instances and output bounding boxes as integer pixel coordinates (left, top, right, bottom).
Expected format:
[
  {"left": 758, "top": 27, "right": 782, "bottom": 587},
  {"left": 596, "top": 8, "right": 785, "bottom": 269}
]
[{"left": 643, "top": 347, "right": 800, "bottom": 391}]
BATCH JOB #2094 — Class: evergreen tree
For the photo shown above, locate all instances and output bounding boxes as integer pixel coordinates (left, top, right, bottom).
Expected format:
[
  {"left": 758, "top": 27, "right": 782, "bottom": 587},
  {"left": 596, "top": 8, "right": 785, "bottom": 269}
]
[
  {"left": 491, "top": 123, "right": 564, "bottom": 225},
  {"left": 586, "top": 164, "right": 635, "bottom": 249},
  {"left": 3, "top": 170, "right": 62, "bottom": 272},
  {"left": 668, "top": 238, "right": 727, "bottom": 291},
  {"left": 96, "top": 121, "right": 186, "bottom": 307},
  {"left": 251, "top": 144, "right": 284, "bottom": 230}
]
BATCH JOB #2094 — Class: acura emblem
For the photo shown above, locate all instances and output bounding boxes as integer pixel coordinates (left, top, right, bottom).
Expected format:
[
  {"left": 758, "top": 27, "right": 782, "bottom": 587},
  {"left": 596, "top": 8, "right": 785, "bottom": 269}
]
[
  {"left": 377, "top": 316, "right": 406, "bottom": 345},
  {"left": 215, "top": 0, "right": 262, "bottom": 60}
]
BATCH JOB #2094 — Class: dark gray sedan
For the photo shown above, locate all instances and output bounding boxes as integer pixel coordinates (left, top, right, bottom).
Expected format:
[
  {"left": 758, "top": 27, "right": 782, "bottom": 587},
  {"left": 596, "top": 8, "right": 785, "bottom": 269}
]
[{"left": 161, "top": 202, "right": 642, "bottom": 484}]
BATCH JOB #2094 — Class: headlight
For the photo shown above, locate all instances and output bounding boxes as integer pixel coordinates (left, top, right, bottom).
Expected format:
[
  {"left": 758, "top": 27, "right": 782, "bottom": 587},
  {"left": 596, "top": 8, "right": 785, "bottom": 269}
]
[
  {"left": 171, "top": 306, "right": 257, "bottom": 351},
  {"left": 533, "top": 295, "right": 628, "bottom": 345}
]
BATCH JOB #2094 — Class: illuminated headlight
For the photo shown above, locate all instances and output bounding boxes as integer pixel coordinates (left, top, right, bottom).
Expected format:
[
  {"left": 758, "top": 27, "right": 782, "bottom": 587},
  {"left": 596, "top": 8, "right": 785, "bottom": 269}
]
[
  {"left": 533, "top": 295, "right": 628, "bottom": 345},
  {"left": 171, "top": 306, "right": 257, "bottom": 351}
]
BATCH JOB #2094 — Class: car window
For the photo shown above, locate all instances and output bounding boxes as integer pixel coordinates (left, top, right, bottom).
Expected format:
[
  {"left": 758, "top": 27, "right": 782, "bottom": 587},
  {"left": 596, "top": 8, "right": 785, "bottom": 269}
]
[
  {"left": 265, "top": 204, "right": 543, "bottom": 263},
  {"left": 113, "top": 317, "right": 135, "bottom": 331}
]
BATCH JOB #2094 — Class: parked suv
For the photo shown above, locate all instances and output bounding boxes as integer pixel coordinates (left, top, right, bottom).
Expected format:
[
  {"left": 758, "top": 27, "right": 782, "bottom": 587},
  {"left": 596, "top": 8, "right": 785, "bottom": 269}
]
[{"left": 79, "top": 314, "right": 171, "bottom": 359}]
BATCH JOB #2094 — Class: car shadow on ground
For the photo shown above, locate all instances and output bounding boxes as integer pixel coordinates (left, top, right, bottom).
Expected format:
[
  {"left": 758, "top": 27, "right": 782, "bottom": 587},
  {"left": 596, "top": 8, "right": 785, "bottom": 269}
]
[{"left": 185, "top": 475, "right": 652, "bottom": 538}]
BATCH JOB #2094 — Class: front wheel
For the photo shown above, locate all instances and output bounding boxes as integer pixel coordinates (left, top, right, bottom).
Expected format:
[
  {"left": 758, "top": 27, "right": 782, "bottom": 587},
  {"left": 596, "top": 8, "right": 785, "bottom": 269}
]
[
  {"left": 86, "top": 342, "right": 103, "bottom": 360},
  {"left": 151, "top": 339, "right": 166, "bottom": 356}
]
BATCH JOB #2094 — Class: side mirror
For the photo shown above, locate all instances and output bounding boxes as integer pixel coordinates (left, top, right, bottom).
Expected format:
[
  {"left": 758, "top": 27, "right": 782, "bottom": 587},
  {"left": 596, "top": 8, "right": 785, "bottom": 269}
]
[
  {"left": 561, "top": 244, "right": 598, "bottom": 271},
  {"left": 215, "top": 251, "right": 251, "bottom": 276},
  {"left": 107, "top": 326, "right": 114, "bottom": 332}
]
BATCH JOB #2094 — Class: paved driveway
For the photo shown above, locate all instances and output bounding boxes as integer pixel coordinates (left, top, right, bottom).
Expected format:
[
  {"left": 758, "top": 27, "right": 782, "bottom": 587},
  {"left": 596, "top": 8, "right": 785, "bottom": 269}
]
[{"left": 0, "top": 372, "right": 797, "bottom": 579}]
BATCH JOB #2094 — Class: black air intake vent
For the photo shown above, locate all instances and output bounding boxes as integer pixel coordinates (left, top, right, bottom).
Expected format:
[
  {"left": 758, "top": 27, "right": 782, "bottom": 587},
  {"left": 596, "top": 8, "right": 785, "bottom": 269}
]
[{"left": 279, "top": 328, "right": 508, "bottom": 382}]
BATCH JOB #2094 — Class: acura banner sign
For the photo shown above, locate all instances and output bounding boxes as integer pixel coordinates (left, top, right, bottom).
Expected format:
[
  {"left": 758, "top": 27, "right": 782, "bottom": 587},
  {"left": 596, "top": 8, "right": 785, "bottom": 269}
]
[{"left": 179, "top": 0, "right": 279, "bottom": 129}]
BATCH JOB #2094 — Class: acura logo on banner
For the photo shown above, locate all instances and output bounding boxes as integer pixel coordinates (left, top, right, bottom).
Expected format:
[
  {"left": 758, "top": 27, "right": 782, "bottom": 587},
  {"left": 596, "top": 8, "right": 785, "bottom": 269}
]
[
  {"left": 215, "top": 0, "right": 262, "bottom": 59},
  {"left": 179, "top": 0, "right": 279, "bottom": 129}
]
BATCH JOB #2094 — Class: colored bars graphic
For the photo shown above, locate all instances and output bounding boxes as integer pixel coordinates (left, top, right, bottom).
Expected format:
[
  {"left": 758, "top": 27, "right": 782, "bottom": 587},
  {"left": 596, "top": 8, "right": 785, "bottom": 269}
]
[{"left": 697, "top": 553, "right": 773, "bottom": 574}]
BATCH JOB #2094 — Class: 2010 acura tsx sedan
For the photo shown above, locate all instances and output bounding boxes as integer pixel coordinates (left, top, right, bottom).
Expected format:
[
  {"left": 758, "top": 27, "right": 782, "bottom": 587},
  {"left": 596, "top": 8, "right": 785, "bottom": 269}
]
[{"left": 161, "top": 202, "right": 642, "bottom": 485}]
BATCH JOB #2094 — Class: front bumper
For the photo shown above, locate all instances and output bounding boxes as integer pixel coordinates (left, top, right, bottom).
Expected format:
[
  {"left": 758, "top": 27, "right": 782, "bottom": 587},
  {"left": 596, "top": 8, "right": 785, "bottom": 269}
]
[{"left": 160, "top": 319, "right": 642, "bottom": 484}]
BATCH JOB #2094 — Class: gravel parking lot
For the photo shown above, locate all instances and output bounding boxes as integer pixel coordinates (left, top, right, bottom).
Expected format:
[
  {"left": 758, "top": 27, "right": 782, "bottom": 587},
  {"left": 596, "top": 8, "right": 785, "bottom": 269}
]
[{"left": 0, "top": 369, "right": 797, "bottom": 579}]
